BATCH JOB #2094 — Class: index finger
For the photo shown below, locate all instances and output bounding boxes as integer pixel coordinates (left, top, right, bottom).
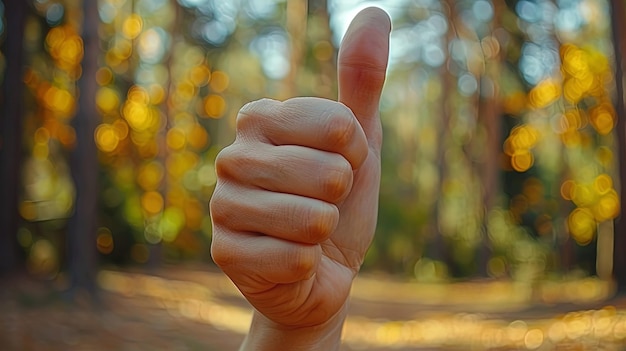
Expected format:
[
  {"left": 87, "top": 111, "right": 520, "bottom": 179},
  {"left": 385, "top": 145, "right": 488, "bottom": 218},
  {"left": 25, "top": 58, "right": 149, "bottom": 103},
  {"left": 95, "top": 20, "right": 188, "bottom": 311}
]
[{"left": 235, "top": 97, "right": 369, "bottom": 170}]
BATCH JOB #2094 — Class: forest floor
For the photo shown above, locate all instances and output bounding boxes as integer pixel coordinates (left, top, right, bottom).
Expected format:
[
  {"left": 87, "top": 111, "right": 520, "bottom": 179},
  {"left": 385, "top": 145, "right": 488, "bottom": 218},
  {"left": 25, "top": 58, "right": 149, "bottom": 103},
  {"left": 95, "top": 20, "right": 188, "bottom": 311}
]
[{"left": 2, "top": 265, "right": 626, "bottom": 351}]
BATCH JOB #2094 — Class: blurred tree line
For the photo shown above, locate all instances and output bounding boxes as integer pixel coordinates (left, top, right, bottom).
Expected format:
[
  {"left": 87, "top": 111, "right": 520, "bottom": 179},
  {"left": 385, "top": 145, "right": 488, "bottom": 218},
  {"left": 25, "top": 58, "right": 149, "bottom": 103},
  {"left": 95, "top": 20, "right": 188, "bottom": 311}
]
[{"left": 0, "top": 0, "right": 625, "bottom": 293}]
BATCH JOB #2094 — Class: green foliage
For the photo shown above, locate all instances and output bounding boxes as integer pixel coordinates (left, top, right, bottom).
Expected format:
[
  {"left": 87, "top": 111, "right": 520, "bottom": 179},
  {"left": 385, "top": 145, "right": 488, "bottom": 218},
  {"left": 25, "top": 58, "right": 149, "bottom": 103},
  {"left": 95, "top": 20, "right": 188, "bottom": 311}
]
[{"left": 1, "top": 0, "right": 620, "bottom": 280}]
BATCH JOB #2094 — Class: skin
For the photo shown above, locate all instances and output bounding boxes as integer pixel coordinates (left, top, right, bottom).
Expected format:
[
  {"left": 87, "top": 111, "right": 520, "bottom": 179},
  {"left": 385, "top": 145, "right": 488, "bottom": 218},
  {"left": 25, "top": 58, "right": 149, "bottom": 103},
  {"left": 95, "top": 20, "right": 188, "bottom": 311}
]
[{"left": 209, "top": 7, "right": 391, "bottom": 351}]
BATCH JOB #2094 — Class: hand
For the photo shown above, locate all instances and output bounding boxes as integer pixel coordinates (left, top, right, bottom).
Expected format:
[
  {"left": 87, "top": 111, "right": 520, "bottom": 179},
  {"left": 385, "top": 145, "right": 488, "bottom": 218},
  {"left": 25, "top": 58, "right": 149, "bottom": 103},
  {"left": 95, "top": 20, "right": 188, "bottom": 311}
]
[{"left": 209, "top": 7, "right": 390, "bottom": 349}]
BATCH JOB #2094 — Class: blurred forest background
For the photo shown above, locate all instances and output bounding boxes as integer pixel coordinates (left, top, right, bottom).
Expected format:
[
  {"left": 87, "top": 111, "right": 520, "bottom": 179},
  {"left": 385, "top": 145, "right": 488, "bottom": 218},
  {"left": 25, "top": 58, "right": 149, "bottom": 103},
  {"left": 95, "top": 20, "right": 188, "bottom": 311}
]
[{"left": 1, "top": 0, "right": 626, "bottom": 293}]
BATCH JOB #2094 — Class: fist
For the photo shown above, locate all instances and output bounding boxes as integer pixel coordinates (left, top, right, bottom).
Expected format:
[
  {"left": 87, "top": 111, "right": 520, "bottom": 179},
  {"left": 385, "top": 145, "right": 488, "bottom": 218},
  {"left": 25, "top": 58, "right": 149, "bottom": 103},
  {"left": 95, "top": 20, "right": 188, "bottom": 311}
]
[{"left": 210, "top": 7, "right": 391, "bottom": 328}]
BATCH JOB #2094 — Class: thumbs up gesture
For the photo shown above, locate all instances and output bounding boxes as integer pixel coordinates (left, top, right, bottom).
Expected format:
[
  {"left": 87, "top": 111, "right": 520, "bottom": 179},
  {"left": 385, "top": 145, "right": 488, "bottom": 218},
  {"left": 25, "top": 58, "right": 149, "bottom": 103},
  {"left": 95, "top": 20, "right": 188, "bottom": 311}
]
[{"left": 209, "top": 7, "right": 391, "bottom": 349}]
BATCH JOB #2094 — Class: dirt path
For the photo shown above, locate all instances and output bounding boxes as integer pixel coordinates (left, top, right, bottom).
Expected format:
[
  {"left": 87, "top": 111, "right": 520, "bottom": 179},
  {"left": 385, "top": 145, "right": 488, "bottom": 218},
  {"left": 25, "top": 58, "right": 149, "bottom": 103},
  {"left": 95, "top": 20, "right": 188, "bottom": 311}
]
[{"left": 2, "top": 267, "right": 626, "bottom": 350}]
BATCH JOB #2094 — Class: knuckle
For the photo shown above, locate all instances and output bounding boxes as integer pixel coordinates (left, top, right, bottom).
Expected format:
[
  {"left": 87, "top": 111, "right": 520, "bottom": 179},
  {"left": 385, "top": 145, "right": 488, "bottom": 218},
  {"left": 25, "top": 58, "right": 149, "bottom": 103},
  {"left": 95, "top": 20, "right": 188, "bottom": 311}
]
[
  {"left": 288, "top": 245, "right": 320, "bottom": 280},
  {"left": 321, "top": 158, "right": 353, "bottom": 202},
  {"left": 236, "top": 98, "right": 279, "bottom": 133},
  {"left": 214, "top": 144, "right": 257, "bottom": 180},
  {"left": 210, "top": 235, "right": 235, "bottom": 269},
  {"left": 235, "top": 106, "right": 260, "bottom": 134},
  {"left": 325, "top": 112, "right": 355, "bottom": 149},
  {"left": 208, "top": 191, "right": 228, "bottom": 225},
  {"left": 210, "top": 186, "right": 260, "bottom": 235},
  {"left": 302, "top": 203, "right": 339, "bottom": 243},
  {"left": 214, "top": 147, "right": 234, "bottom": 178}
]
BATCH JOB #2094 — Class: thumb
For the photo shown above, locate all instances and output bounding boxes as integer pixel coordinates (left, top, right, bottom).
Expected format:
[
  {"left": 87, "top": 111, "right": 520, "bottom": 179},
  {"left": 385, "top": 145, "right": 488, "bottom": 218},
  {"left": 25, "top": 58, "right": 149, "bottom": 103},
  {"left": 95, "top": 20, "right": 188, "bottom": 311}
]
[{"left": 337, "top": 7, "right": 391, "bottom": 150}]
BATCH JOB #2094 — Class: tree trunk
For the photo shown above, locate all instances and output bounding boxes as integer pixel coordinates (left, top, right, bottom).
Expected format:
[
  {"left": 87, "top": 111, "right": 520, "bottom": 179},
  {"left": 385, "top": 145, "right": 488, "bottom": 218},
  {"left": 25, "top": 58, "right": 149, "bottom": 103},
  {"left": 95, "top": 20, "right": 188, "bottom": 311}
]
[
  {"left": 307, "top": 0, "right": 336, "bottom": 99},
  {"left": 428, "top": 0, "right": 455, "bottom": 271},
  {"left": 0, "top": 0, "right": 27, "bottom": 276},
  {"left": 283, "top": 0, "right": 308, "bottom": 98},
  {"left": 473, "top": 1, "right": 505, "bottom": 278},
  {"left": 67, "top": 0, "right": 100, "bottom": 294},
  {"left": 610, "top": 0, "right": 626, "bottom": 292},
  {"left": 475, "top": 73, "right": 499, "bottom": 277}
]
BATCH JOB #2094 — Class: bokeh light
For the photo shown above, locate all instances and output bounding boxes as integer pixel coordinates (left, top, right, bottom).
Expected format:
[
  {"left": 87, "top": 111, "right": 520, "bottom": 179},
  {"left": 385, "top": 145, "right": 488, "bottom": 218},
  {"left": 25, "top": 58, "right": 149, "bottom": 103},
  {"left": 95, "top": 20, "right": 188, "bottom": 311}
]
[
  {"left": 3, "top": 1, "right": 624, "bottom": 349},
  {"left": 122, "top": 13, "right": 143, "bottom": 39},
  {"left": 203, "top": 94, "right": 226, "bottom": 118}
]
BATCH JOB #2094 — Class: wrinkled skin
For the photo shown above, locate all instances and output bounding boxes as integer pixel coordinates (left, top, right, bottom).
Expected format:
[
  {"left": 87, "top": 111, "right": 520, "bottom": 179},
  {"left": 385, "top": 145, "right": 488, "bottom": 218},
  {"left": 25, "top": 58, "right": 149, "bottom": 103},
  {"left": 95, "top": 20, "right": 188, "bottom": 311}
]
[{"left": 210, "top": 7, "right": 391, "bottom": 331}]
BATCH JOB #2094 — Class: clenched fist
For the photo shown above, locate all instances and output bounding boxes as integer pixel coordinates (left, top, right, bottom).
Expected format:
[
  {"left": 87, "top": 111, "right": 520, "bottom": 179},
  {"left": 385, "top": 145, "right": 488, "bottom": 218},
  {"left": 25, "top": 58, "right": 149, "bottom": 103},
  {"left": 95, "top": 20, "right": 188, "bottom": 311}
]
[{"left": 209, "top": 7, "right": 391, "bottom": 350}]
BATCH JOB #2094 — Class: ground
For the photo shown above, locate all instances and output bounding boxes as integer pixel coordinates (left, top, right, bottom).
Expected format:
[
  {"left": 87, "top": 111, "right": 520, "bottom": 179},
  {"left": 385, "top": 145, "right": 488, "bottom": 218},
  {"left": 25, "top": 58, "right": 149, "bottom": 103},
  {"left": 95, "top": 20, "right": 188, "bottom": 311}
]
[{"left": 2, "top": 265, "right": 626, "bottom": 350}]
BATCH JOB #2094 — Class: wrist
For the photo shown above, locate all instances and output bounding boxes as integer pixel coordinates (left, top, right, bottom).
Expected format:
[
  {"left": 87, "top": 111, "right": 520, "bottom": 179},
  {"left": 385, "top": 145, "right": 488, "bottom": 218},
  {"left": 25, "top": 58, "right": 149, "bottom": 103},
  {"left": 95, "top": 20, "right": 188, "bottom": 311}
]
[{"left": 240, "top": 304, "right": 348, "bottom": 351}]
